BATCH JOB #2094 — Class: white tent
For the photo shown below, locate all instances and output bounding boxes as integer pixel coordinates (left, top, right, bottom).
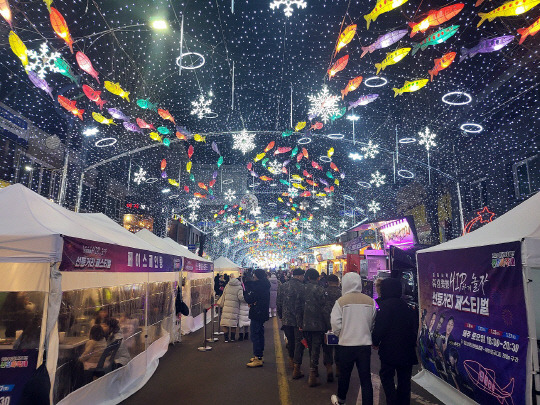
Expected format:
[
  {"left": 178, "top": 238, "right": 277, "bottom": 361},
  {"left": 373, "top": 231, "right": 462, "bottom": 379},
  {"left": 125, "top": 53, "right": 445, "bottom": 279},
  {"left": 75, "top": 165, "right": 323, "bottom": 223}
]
[
  {"left": 213, "top": 256, "right": 241, "bottom": 276},
  {"left": 0, "top": 184, "right": 179, "bottom": 405},
  {"left": 413, "top": 192, "right": 540, "bottom": 405}
]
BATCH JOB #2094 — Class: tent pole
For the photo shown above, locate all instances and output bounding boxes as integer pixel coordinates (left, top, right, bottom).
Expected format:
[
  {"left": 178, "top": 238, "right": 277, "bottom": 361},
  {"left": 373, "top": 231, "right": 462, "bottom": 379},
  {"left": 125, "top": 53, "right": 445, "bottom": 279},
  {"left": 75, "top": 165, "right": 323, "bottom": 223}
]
[
  {"left": 75, "top": 171, "right": 85, "bottom": 212},
  {"left": 456, "top": 181, "right": 465, "bottom": 233}
]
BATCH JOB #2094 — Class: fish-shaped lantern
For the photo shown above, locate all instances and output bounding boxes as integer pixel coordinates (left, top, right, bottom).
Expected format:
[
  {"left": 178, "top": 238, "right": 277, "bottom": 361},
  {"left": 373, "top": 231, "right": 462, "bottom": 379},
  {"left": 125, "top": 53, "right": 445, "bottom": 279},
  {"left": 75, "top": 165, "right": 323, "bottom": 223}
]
[
  {"left": 274, "top": 147, "right": 292, "bottom": 155},
  {"left": 518, "top": 16, "right": 540, "bottom": 43},
  {"left": 27, "top": 71, "right": 53, "bottom": 100},
  {"left": 264, "top": 141, "right": 275, "bottom": 152},
  {"left": 460, "top": 36, "right": 514, "bottom": 61},
  {"left": 330, "top": 107, "right": 346, "bottom": 122},
  {"left": 157, "top": 126, "right": 170, "bottom": 135},
  {"left": 291, "top": 146, "right": 299, "bottom": 157},
  {"left": 212, "top": 141, "right": 220, "bottom": 155},
  {"left": 158, "top": 108, "right": 175, "bottom": 125},
  {"left": 254, "top": 152, "right": 266, "bottom": 162},
  {"left": 1, "top": 0, "right": 12, "bottom": 27},
  {"left": 348, "top": 94, "right": 379, "bottom": 110},
  {"left": 302, "top": 148, "right": 309, "bottom": 159},
  {"left": 50, "top": 8, "right": 73, "bottom": 53},
  {"left": 198, "top": 182, "right": 208, "bottom": 191},
  {"left": 310, "top": 122, "right": 323, "bottom": 130},
  {"left": 361, "top": 29, "right": 408, "bottom": 58},
  {"left": 193, "top": 133, "right": 206, "bottom": 142},
  {"left": 168, "top": 179, "right": 179, "bottom": 187},
  {"left": 76, "top": 52, "right": 99, "bottom": 83},
  {"left": 186, "top": 161, "right": 192, "bottom": 173},
  {"left": 412, "top": 25, "right": 459, "bottom": 55},
  {"left": 260, "top": 176, "right": 273, "bottom": 182},
  {"left": 92, "top": 112, "right": 115, "bottom": 125},
  {"left": 330, "top": 162, "right": 339, "bottom": 172},
  {"left": 335, "top": 24, "right": 357, "bottom": 55},
  {"left": 409, "top": 4, "right": 464, "bottom": 37},
  {"left": 341, "top": 76, "right": 363, "bottom": 99},
  {"left": 137, "top": 99, "right": 158, "bottom": 111},
  {"left": 328, "top": 55, "right": 349, "bottom": 79},
  {"left": 217, "top": 156, "right": 224, "bottom": 168},
  {"left": 184, "top": 186, "right": 190, "bottom": 193},
  {"left": 364, "top": 0, "right": 409, "bottom": 30},
  {"left": 123, "top": 122, "right": 142, "bottom": 133},
  {"left": 327, "top": 147, "right": 334, "bottom": 158},
  {"left": 303, "top": 170, "right": 312, "bottom": 178},
  {"left": 82, "top": 84, "right": 107, "bottom": 110},
  {"left": 296, "top": 153, "right": 303, "bottom": 163},
  {"left": 311, "top": 161, "right": 323, "bottom": 170},
  {"left": 149, "top": 132, "right": 162, "bottom": 142},
  {"left": 193, "top": 193, "right": 207, "bottom": 199},
  {"left": 136, "top": 118, "right": 154, "bottom": 130},
  {"left": 392, "top": 79, "right": 429, "bottom": 97},
  {"left": 161, "top": 159, "right": 167, "bottom": 171},
  {"left": 107, "top": 107, "right": 130, "bottom": 121},
  {"left": 478, "top": 0, "right": 540, "bottom": 27},
  {"left": 428, "top": 52, "right": 456, "bottom": 81},
  {"left": 55, "top": 57, "right": 79, "bottom": 85},
  {"left": 188, "top": 145, "right": 194, "bottom": 159},
  {"left": 58, "top": 95, "right": 84, "bottom": 120},
  {"left": 209, "top": 179, "right": 217, "bottom": 187},
  {"left": 176, "top": 131, "right": 187, "bottom": 141},
  {"left": 295, "top": 121, "right": 306, "bottom": 131},
  {"left": 9, "top": 31, "right": 28, "bottom": 67},
  {"left": 375, "top": 48, "right": 411, "bottom": 74},
  {"left": 104, "top": 81, "right": 130, "bottom": 101},
  {"left": 282, "top": 129, "right": 293, "bottom": 137}
]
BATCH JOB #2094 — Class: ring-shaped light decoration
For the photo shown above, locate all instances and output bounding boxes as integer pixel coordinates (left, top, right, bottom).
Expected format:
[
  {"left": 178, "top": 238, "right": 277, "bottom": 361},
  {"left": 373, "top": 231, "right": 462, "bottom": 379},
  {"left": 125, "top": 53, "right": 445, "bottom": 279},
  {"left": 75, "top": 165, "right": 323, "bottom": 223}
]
[
  {"left": 399, "top": 137, "right": 416, "bottom": 144},
  {"left": 290, "top": 178, "right": 303, "bottom": 183},
  {"left": 343, "top": 195, "right": 355, "bottom": 201},
  {"left": 94, "top": 137, "right": 117, "bottom": 147},
  {"left": 204, "top": 112, "right": 218, "bottom": 119},
  {"left": 270, "top": 183, "right": 278, "bottom": 187},
  {"left": 398, "top": 170, "right": 415, "bottom": 179},
  {"left": 327, "top": 133, "right": 344, "bottom": 140},
  {"left": 268, "top": 202, "right": 277, "bottom": 206},
  {"left": 357, "top": 181, "right": 371, "bottom": 189},
  {"left": 168, "top": 194, "right": 180, "bottom": 199},
  {"left": 442, "top": 91, "right": 472, "bottom": 106},
  {"left": 249, "top": 182, "right": 260, "bottom": 188},
  {"left": 176, "top": 52, "right": 205, "bottom": 70},
  {"left": 298, "top": 137, "right": 312, "bottom": 145},
  {"left": 145, "top": 177, "right": 158, "bottom": 184},
  {"left": 223, "top": 179, "right": 234, "bottom": 185},
  {"left": 460, "top": 123, "right": 483, "bottom": 133},
  {"left": 319, "top": 156, "right": 332, "bottom": 163},
  {"left": 364, "top": 76, "right": 387, "bottom": 87}
]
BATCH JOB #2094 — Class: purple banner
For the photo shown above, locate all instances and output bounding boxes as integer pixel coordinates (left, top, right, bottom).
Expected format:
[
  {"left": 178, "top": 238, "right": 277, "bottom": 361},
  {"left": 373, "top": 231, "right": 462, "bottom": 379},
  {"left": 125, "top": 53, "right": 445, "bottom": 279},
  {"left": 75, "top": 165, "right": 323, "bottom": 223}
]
[
  {"left": 184, "top": 258, "right": 213, "bottom": 273},
  {"left": 0, "top": 349, "right": 39, "bottom": 405},
  {"left": 417, "top": 241, "right": 528, "bottom": 405},
  {"left": 60, "top": 237, "right": 181, "bottom": 272}
]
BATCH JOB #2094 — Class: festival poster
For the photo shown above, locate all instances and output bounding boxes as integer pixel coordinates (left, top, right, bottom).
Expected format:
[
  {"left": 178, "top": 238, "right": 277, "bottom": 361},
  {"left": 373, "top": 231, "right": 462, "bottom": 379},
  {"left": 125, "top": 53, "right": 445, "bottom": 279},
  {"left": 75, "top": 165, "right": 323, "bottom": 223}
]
[
  {"left": 417, "top": 241, "right": 528, "bottom": 405},
  {"left": 60, "top": 236, "right": 181, "bottom": 272},
  {"left": 0, "top": 349, "right": 39, "bottom": 405}
]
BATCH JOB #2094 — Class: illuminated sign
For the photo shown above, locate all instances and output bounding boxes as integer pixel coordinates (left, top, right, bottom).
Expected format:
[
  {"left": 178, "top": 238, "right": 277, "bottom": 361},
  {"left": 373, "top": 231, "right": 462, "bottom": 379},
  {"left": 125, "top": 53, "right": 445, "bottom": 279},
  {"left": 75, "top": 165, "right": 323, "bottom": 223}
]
[{"left": 379, "top": 218, "right": 414, "bottom": 250}]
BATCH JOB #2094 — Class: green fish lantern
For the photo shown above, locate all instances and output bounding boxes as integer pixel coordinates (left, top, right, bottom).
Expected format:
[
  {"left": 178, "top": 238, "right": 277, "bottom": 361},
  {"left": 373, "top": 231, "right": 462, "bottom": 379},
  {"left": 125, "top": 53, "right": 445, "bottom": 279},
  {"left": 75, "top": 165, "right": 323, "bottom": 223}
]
[
  {"left": 163, "top": 138, "right": 171, "bottom": 147},
  {"left": 282, "top": 130, "right": 293, "bottom": 137},
  {"left": 55, "top": 57, "right": 80, "bottom": 85},
  {"left": 326, "top": 171, "right": 334, "bottom": 179},
  {"left": 295, "top": 163, "right": 301, "bottom": 170},
  {"left": 280, "top": 179, "right": 290, "bottom": 186},
  {"left": 190, "top": 174, "right": 195, "bottom": 182},
  {"left": 330, "top": 107, "right": 346, "bottom": 122},
  {"left": 291, "top": 146, "right": 299, "bottom": 157},
  {"left": 217, "top": 156, "right": 224, "bottom": 168},
  {"left": 157, "top": 126, "right": 170, "bottom": 135},
  {"left": 137, "top": 99, "right": 158, "bottom": 111},
  {"left": 411, "top": 25, "right": 459, "bottom": 55},
  {"left": 262, "top": 158, "right": 269, "bottom": 167}
]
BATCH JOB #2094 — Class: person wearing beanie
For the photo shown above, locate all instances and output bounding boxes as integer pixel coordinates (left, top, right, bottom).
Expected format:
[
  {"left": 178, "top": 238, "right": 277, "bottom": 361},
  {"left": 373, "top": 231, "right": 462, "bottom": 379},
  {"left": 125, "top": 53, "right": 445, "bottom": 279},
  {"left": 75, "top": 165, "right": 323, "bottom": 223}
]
[
  {"left": 372, "top": 277, "right": 418, "bottom": 405},
  {"left": 244, "top": 269, "right": 271, "bottom": 367}
]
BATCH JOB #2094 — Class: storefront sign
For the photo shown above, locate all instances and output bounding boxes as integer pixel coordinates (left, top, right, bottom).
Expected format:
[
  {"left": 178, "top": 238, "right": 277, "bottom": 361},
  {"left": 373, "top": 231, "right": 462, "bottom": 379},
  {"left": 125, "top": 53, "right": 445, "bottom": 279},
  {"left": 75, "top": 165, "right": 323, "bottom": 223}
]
[
  {"left": 60, "top": 236, "right": 181, "bottom": 272},
  {"left": 417, "top": 242, "right": 528, "bottom": 405},
  {"left": 343, "top": 229, "right": 377, "bottom": 254},
  {"left": 184, "top": 258, "right": 213, "bottom": 273},
  {"left": 380, "top": 218, "right": 415, "bottom": 249},
  {"left": 0, "top": 349, "right": 38, "bottom": 405}
]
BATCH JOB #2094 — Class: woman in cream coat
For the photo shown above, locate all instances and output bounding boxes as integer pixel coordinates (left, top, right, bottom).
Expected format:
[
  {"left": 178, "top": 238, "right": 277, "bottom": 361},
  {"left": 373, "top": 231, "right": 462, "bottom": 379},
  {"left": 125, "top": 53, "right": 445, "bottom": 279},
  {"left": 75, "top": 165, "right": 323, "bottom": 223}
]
[{"left": 219, "top": 276, "right": 244, "bottom": 342}]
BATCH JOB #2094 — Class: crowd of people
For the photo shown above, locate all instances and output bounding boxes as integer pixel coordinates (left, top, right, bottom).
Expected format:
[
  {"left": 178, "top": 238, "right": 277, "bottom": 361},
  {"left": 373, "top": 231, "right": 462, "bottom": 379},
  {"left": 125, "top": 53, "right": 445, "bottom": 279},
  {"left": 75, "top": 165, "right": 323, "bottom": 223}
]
[{"left": 214, "top": 268, "right": 419, "bottom": 405}]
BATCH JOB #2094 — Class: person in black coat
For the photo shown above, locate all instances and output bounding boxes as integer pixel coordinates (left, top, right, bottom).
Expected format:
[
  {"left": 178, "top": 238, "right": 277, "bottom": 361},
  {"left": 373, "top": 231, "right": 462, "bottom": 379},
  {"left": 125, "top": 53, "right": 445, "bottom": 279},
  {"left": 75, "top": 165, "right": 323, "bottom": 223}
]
[
  {"left": 243, "top": 269, "right": 270, "bottom": 367},
  {"left": 372, "top": 278, "right": 418, "bottom": 405}
]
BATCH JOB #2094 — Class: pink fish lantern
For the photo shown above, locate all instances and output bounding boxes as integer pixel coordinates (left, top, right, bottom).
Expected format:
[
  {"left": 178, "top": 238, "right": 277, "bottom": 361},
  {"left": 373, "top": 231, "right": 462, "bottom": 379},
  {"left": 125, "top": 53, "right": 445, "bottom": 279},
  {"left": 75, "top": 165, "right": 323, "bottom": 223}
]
[{"left": 76, "top": 51, "right": 99, "bottom": 83}]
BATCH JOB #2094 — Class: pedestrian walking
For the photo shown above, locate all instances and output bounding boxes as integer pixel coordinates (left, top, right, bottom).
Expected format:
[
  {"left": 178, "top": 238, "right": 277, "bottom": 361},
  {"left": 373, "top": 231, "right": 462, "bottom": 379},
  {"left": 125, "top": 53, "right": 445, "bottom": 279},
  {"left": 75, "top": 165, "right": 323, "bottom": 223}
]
[
  {"left": 323, "top": 274, "right": 342, "bottom": 382},
  {"left": 217, "top": 276, "right": 244, "bottom": 342},
  {"left": 296, "top": 268, "right": 327, "bottom": 387},
  {"left": 277, "top": 268, "right": 306, "bottom": 378},
  {"left": 244, "top": 269, "right": 270, "bottom": 368},
  {"left": 372, "top": 278, "right": 418, "bottom": 405},
  {"left": 330, "top": 272, "right": 376, "bottom": 405},
  {"left": 269, "top": 274, "right": 279, "bottom": 317}
]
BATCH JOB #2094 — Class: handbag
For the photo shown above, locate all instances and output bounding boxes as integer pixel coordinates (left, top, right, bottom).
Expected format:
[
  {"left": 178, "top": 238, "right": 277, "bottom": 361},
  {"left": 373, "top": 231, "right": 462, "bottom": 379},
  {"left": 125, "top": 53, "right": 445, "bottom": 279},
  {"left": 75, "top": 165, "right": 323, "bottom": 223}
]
[
  {"left": 324, "top": 331, "right": 339, "bottom": 345},
  {"left": 217, "top": 293, "right": 225, "bottom": 308}
]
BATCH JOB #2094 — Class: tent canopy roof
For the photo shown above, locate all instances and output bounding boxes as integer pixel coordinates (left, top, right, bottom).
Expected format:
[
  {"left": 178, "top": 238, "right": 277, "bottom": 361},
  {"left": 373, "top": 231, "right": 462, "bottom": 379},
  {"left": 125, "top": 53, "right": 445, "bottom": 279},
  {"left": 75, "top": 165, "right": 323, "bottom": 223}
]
[
  {"left": 214, "top": 256, "right": 240, "bottom": 271},
  {"left": 136, "top": 230, "right": 211, "bottom": 263}
]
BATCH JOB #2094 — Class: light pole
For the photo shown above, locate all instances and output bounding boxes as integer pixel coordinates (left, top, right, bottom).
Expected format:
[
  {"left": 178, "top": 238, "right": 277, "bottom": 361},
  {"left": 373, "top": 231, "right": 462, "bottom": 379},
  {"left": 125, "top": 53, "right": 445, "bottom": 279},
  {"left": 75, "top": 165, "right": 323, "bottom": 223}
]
[{"left": 346, "top": 113, "right": 359, "bottom": 145}]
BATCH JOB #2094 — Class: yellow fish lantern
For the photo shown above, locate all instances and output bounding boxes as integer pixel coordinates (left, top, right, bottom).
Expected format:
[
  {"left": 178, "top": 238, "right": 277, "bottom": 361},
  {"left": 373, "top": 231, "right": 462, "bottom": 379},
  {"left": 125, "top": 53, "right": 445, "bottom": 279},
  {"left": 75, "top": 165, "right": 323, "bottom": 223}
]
[
  {"left": 149, "top": 132, "right": 162, "bottom": 141},
  {"left": 92, "top": 112, "right": 116, "bottom": 126},
  {"left": 104, "top": 81, "right": 130, "bottom": 102},
  {"left": 294, "top": 121, "right": 306, "bottom": 132},
  {"left": 364, "top": 0, "right": 410, "bottom": 29},
  {"left": 168, "top": 179, "right": 180, "bottom": 187},
  {"left": 334, "top": 179, "right": 340, "bottom": 186},
  {"left": 254, "top": 152, "right": 266, "bottom": 162},
  {"left": 9, "top": 31, "right": 28, "bottom": 67},
  {"left": 392, "top": 79, "right": 429, "bottom": 97},
  {"left": 327, "top": 147, "right": 334, "bottom": 158},
  {"left": 186, "top": 161, "right": 192, "bottom": 173},
  {"left": 375, "top": 47, "right": 411, "bottom": 75},
  {"left": 193, "top": 133, "right": 206, "bottom": 142},
  {"left": 478, "top": 0, "right": 540, "bottom": 27},
  {"left": 278, "top": 197, "right": 284, "bottom": 203},
  {"left": 1, "top": 0, "right": 12, "bottom": 27},
  {"left": 335, "top": 24, "right": 357, "bottom": 55}
]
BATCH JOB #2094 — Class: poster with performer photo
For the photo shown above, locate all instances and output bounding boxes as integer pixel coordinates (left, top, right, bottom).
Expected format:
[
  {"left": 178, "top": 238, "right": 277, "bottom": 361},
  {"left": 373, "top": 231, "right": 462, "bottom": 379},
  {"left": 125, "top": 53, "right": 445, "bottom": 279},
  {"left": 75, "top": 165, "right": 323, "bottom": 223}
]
[{"left": 417, "top": 241, "right": 528, "bottom": 405}]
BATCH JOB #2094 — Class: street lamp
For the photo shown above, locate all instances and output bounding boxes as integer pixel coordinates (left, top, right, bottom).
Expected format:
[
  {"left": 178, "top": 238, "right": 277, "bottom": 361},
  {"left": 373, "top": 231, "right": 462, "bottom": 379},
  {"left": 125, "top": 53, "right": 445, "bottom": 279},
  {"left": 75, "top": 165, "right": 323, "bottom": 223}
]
[
  {"left": 347, "top": 113, "right": 360, "bottom": 144},
  {"left": 150, "top": 19, "right": 168, "bottom": 30}
]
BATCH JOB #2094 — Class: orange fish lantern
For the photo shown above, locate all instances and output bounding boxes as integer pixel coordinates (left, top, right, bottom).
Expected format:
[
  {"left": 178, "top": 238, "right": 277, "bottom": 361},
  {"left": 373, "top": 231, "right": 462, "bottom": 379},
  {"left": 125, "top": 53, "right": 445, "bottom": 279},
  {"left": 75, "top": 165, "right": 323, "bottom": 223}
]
[
  {"left": 136, "top": 118, "right": 154, "bottom": 130},
  {"left": 176, "top": 131, "right": 187, "bottom": 141},
  {"left": 335, "top": 24, "right": 357, "bottom": 55},
  {"left": 300, "top": 191, "right": 312, "bottom": 197},
  {"left": 302, "top": 148, "right": 309, "bottom": 159},
  {"left": 1, "top": 0, "right": 12, "bottom": 27},
  {"left": 518, "top": 16, "right": 540, "bottom": 44},
  {"left": 158, "top": 108, "right": 175, "bottom": 125},
  {"left": 341, "top": 76, "right": 363, "bottom": 99},
  {"left": 160, "top": 159, "right": 167, "bottom": 171},
  {"left": 260, "top": 176, "right": 273, "bottom": 181},
  {"left": 310, "top": 122, "right": 323, "bottom": 131},
  {"left": 50, "top": 8, "right": 73, "bottom": 53},
  {"left": 409, "top": 4, "right": 464, "bottom": 37},
  {"left": 328, "top": 55, "right": 349, "bottom": 79},
  {"left": 198, "top": 182, "right": 208, "bottom": 191},
  {"left": 188, "top": 145, "right": 194, "bottom": 159},
  {"left": 311, "top": 161, "right": 323, "bottom": 170},
  {"left": 57, "top": 95, "right": 84, "bottom": 120},
  {"left": 428, "top": 52, "right": 456, "bottom": 81},
  {"left": 296, "top": 153, "right": 303, "bottom": 163},
  {"left": 303, "top": 170, "right": 312, "bottom": 178},
  {"left": 306, "top": 179, "right": 318, "bottom": 187},
  {"left": 193, "top": 192, "right": 207, "bottom": 199},
  {"left": 264, "top": 141, "right": 275, "bottom": 152},
  {"left": 330, "top": 162, "right": 339, "bottom": 172}
]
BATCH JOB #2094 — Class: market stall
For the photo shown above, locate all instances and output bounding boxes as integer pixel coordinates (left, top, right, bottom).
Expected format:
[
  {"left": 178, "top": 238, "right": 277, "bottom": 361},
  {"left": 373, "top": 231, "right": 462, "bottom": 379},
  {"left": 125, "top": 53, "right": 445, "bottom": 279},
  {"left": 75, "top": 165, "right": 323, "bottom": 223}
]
[
  {"left": 309, "top": 244, "right": 346, "bottom": 275},
  {"left": 0, "top": 184, "right": 180, "bottom": 405},
  {"left": 213, "top": 256, "right": 241, "bottom": 277},
  {"left": 413, "top": 192, "right": 540, "bottom": 405}
]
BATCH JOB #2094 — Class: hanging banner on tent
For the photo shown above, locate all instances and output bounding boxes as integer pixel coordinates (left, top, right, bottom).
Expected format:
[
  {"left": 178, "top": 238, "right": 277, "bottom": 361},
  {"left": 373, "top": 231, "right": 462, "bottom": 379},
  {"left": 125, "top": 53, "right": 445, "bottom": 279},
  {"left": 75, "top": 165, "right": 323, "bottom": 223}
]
[
  {"left": 0, "top": 349, "right": 39, "bottom": 405},
  {"left": 60, "top": 236, "right": 181, "bottom": 272},
  {"left": 417, "top": 241, "right": 528, "bottom": 405},
  {"left": 184, "top": 258, "right": 213, "bottom": 273}
]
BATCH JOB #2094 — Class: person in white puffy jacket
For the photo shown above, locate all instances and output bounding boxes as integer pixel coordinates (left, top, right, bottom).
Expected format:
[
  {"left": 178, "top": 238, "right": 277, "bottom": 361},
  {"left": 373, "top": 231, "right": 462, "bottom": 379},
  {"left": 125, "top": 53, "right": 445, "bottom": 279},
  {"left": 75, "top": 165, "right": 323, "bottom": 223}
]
[
  {"left": 237, "top": 276, "right": 250, "bottom": 341},
  {"left": 219, "top": 276, "right": 244, "bottom": 342},
  {"left": 269, "top": 274, "right": 279, "bottom": 317}
]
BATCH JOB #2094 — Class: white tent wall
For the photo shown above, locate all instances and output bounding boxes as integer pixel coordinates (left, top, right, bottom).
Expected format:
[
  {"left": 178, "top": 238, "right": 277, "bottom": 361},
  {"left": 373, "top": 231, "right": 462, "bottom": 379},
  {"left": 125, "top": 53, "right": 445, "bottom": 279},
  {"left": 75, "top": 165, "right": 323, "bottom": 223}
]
[{"left": 213, "top": 256, "right": 241, "bottom": 276}]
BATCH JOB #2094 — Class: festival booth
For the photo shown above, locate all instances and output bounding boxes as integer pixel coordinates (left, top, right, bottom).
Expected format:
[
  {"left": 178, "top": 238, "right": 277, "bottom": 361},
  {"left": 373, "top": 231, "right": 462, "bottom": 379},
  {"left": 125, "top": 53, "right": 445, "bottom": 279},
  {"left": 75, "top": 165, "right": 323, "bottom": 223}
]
[
  {"left": 309, "top": 244, "right": 346, "bottom": 275},
  {"left": 213, "top": 256, "right": 241, "bottom": 277},
  {"left": 0, "top": 184, "right": 181, "bottom": 405},
  {"left": 413, "top": 192, "right": 540, "bottom": 405}
]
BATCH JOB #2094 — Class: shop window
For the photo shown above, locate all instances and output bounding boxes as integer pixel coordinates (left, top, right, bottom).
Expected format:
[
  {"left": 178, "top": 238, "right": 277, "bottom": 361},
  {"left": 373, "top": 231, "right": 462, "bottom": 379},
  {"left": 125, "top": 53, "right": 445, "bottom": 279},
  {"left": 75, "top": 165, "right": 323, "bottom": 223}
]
[
  {"left": 513, "top": 155, "right": 539, "bottom": 198},
  {"left": 470, "top": 178, "right": 488, "bottom": 210}
]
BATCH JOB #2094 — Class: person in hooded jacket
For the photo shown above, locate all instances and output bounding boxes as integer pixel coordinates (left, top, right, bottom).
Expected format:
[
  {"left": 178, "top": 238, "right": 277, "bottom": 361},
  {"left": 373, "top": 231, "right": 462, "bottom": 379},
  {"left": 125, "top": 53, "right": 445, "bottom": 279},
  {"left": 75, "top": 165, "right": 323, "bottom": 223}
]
[
  {"left": 269, "top": 274, "right": 279, "bottom": 317},
  {"left": 244, "top": 269, "right": 271, "bottom": 367},
  {"left": 372, "top": 277, "right": 418, "bottom": 405},
  {"left": 323, "top": 274, "right": 342, "bottom": 382},
  {"left": 219, "top": 276, "right": 244, "bottom": 342},
  {"left": 237, "top": 276, "right": 250, "bottom": 341},
  {"left": 330, "top": 272, "right": 376, "bottom": 405}
]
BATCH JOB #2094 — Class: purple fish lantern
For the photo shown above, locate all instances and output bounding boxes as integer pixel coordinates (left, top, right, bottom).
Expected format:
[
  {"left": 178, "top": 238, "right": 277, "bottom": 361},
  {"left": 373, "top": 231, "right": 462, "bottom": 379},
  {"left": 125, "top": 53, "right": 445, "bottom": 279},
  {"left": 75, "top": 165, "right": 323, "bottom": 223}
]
[
  {"left": 161, "top": 171, "right": 167, "bottom": 179},
  {"left": 213, "top": 171, "right": 218, "bottom": 179},
  {"left": 27, "top": 71, "right": 54, "bottom": 100},
  {"left": 108, "top": 108, "right": 130, "bottom": 121},
  {"left": 460, "top": 35, "right": 514, "bottom": 62},
  {"left": 283, "top": 159, "right": 291, "bottom": 167},
  {"left": 361, "top": 29, "right": 408, "bottom": 58},
  {"left": 348, "top": 94, "right": 379, "bottom": 110},
  {"left": 123, "top": 122, "right": 142, "bottom": 133},
  {"left": 211, "top": 141, "right": 220, "bottom": 155},
  {"left": 319, "top": 178, "right": 329, "bottom": 187}
]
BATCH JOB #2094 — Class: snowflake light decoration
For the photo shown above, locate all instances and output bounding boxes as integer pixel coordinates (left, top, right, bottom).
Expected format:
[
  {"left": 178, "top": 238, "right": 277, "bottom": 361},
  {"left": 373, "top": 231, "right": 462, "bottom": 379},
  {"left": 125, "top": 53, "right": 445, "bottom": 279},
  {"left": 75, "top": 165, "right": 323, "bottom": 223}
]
[
  {"left": 318, "top": 197, "right": 332, "bottom": 208},
  {"left": 288, "top": 187, "right": 299, "bottom": 198},
  {"left": 190, "top": 94, "right": 213, "bottom": 119},
  {"left": 258, "top": 231, "right": 266, "bottom": 240},
  {"left": 361, "top": 140, "right": 380, "bottom": 159},
  {"left": 308, "top": 85, "right": 340, "bottom": 124},
  {"left": 299, "top": 200, "right": 309, "bottom": 210},
  {"left": 27, "top": 43, "right": 61, "bottom": 79},
  {"left": 187, "top": 198, "right": 201, "bottom": 210},
  {"left": 339, "top": 219, "right": 348, "bottom": 228},
  {"left": 270, "top": 0, "right": 307, "bottom": 17},
  {"left": 268, "top": 219, "right": 278, "bottom": 229},
  {"left": 418, "top": 127, "right": 437, "bottom": 151},
  {"left": 368, "top": 200, "right": 381, "bottom": 214},
  {"left": 251, "top": 207, "right": 261, "bottom": 216},
  {"left": 224, "top": 189, "right": 236, "bottom": 202},
  {"left": 320, "top": 219, "right": 329, "bottom": 228},
  {"left": 268, "top": 159, "right": 283, "bottom": 175},
  {"left": 303, "top": 221, "right": 312, "bottom": 231},
  {"left": 133, "top": 168, "right": 147, "bottom": 185},
  {"left": 213, "top": 229, "right": 221, "bottom": 237},
  {"left": 189, "top": 211, "right": 198, "bottom": 222},
  {"left": 232, "top": 130, "right": 256, "bottom": 155},
  {"left": 226, "top": 215, "right": 236, "bottom": 224},
  {"left": 320, "top": 234, "right": 327, "bottom": 241},
  {"left": 370, "top": 171, "right": 386, "bottom": 187},
  {"left": 236, "top": 230, "right": 245, "bottom": 239},
  {"left": 223, "top": 237, "right": 231, "bottom": 245}
]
